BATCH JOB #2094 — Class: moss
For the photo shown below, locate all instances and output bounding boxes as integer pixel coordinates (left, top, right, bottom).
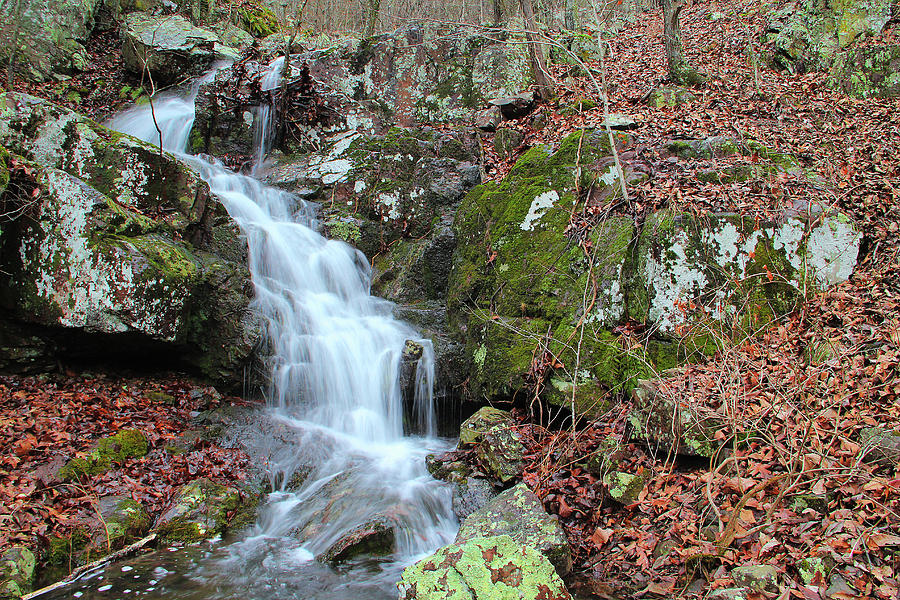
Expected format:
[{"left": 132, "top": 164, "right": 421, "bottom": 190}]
[
  {"left": 239, "top": 5, "right": 279, "bottom": 37},
  {"left": 58, "top": 429, "right": 149, "bottom": 480},
  {"left": 324, "top": 219, "right": 361, "bottom": 244}
]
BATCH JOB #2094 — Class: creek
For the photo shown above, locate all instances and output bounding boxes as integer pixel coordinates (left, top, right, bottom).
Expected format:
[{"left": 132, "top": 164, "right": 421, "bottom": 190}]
[{"left": 41, "top": 62, "right": 458, "bottom": 599}]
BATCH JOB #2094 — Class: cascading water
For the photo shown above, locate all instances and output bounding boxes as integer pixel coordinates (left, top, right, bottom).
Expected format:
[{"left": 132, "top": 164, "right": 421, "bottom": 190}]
[{"left": 73, "top": 60, "right": 458, "bottom": 599}]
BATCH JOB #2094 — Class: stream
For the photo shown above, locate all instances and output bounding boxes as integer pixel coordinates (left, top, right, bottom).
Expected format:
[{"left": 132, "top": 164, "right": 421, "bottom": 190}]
[{"left": 41, "top": 62, "right": 458, "bottom": 599}]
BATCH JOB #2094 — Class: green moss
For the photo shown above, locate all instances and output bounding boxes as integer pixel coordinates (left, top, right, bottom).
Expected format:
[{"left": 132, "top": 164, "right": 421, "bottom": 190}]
[
  {"left": 324, "top": 219, "right": 361, "bottom": 244},
  {"left": 239, "top": 5, "right": 279, "bottom": 37},
  {"left": 58, "top": 429, "right": 148, "bottom": 480}
]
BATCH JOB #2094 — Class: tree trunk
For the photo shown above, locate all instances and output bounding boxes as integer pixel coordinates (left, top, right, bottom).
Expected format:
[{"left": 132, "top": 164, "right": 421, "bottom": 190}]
[
  {"left": 493, "top": 0, "right": 503, "bottom": 24},
  {"left": 661, "top": 0, "right": 704, "bottom": 85},
  {"left": 363, "top": 0, "right": 380, "bottom": 37},
  {"left": 565, "top": 0, "right": 577, "bottom": 30},
  {"left": 519, "top": 0, "right": 554, "bottom": 99}
]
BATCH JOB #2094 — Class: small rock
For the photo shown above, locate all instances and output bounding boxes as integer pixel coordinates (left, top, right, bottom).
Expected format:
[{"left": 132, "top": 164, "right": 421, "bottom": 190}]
[
  {"left": 629, "top": 380, "right": 724, "bottom": 458},
  {"left": 458, "top": 407, "right": 513, "bottom": 446},
  {"left": 646, "top": 86, "right": 699, "bottom": 108},
  {"left": 706, "top": 588, "right": 749, "bottom": 600},
  {"left": 451, "top": 477, "right": 497, "bottom": 521},
  {"left": 602, "top": 471, "right": 645, "bottom": 505},
  {"left": 398, "top": 535, "right": 572, "bottom": 600},
  {"left": 825, "top": 573, "right": 856, "bottom": 598},
  {"left": 456, "top": 483, "right": 571, "bottom": 576},
  {"left": 475, "top": 106, "right": 502, "bottom": 131},
  {"left": 790, "top": 493, "right": 830, "bottom": 514},
  {"left": 796, "top": 557, "right": 828, "bottom": 585},
  {"left": 488, "top": 92, "right": 535, "bottom": 119},
  {"left": 598, "top": 114, "right": 639, "bottom": 130},
  {"left": 732, "top": 564, "right": 780, "bottom": 594},
  {"left": 476, "top": 426, "right": 527, "bottom": 484},
  {"left": 319, "top": 517, "right": 395, "bottom": 563},
  {"left": 858, "top": 426, "right": 900, "bottom": 468}
]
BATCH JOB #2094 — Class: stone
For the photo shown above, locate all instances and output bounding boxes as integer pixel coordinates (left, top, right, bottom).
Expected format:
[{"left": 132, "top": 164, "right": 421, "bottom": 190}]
[
  {"left": 731, "top": 564, "right": 780, "bottom": 594},
  {"left": 603, "top": 471, "right": 645, "bottom": 505},
  {"left": 122, "top": 13, "right": 238, "bottom": 85},
  {"left": 154, "top": 478, "right": 244, "bottom": 543},
  {"left": 58, "top": 429, "right": 149, "bottom": 480},
  {"left": 0, "top": 0, "right": 103, "bottom": 81},
  {"left": 494, "top": 128, "right": 525, "bottom": 160},
  {"left": 0, "top": 547, "right": 35, "bottom": 599},
  {"left": 831, "top": 45, "right": 900, "bottom": 98},
  {"left": 475, "top": 106, "right": 502, "bottom": 131},
  {"left": 825, "top": 573, "right": 856, "bottom": 598},
  {"left": 647, "top": 86, "right": 699, "bottom": 107},
  {"left": 426, "top": 452, "right": 473, "bottom": 483},
  {"left": 598, "top": 114, "right": 639, "bottom": 130},
  {"left": 476, "top": 425, "right": 527, "bottom": 484},
  {"left": 459, "top": 407, "right": 513, "bottom": 446},
  {"left": 489, "top": 92, "right": 536, "bottom": 120},
  {"left": 790, "top": 493, "right": 830, "bottom": 514},
  {"left": 858, "top": 426, "right": 900, "bottom": 467},
  {"left": 706, "top": 588, "right": 749, "bottom": 600},
  {"left": 0, "top": 93, "right": 258, "bottom": 384},
  {"left": 451, "top": 477, "right": 498, "bottom": 521},
  {"left": 397, "top": 535, "right": 572, "bottom": 600},
  {"left": 628, "top": 379, "right": 724, "bottom": 458},
  {"left": 797, "top": 557, "right": 828, "bottom": 585},
  {"left": 319, "top": 517, "right": 395, "bottom": 563},
  {"left": 456, "top": 483, "right": 572, "bottom": 576}
]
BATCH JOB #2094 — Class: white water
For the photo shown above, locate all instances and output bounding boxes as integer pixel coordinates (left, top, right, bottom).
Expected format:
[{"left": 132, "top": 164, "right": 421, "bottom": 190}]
[{"left": 106, "top": 62, "right": 456, "bottom": 597}]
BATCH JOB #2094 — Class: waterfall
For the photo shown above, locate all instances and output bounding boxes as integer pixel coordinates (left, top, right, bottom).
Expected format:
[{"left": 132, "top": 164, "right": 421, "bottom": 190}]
[{"left": 106, "top": 60, "right": 456, "bottom": 597}]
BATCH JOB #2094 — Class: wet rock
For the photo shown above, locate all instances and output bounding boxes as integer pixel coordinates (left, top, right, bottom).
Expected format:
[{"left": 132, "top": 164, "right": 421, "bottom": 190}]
[
  {"left": 458, "top": 407, "right": 513, "bottom": 446},
  {"left": 456, "top": 483, "right": 572, "bottom": 576},
  {"left": 451, "top": 477, "right": 498, "bottom": 521},
  {"left": 58, "top": 429, "right": 149, "bottom": 480},
  {"left": 0, "top": 93, "right": 258, "bottom": 384},
  {"left": 425, "top": 451, "right": 472, "bottom": 483},
  {"left": 0, "top": 0, "right": 103, "bottom": 82},
  {"left": 628, "top": 379, "right": 724, "bottom": 458},
  {"left": 475, "top": 106, "right": 502, "bottom": 131},
  {"left": 397, "top": 534, "right": 572, "bottom": 600},
  {"left": 399, "top": 339, "right": 425, "bottom": 417},
  {"left": 122, "top": 13, "right": 239, "bottom": 84},
  {"left": 319, "top": 517, "right": 395, "bottom": 564},
  {"left": 154, "top": 478, "right": 245, "bottom": 543},
  {"left": 731, "top": 564, "right": 780, "bottom": 594},
  {"left": 0, "top": 547, "right": 35, "bottom": 599}
]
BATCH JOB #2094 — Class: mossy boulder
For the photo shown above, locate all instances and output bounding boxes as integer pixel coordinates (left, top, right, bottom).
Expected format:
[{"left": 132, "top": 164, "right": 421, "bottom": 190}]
[
  {"left": 122, "top": 13, "right": 239, "bottom": 85},
  {"left": 239, "top": 5, "right": 279, "bottom": 37},
  {"left": 0, "top": 0, "right": 103, "bottom": 82},
  {"left": 647, "top": 86, "right": 699, "bottom": 108},
  {"left": 0, "top": 94, "right": 258, "bottom": 383},
  {"left": 0, "top": 547, "right": 35, "bottom": 599},
  {"left": 831, "top": 44, "right": 900, "bottom": 97},
  {"left": 459, "top": 407, "right": 513, "bottom": 446},
  {"left": 58, "top": 429, "right": 149, "bottom": 480},
  {"left": 456, "top": 483, "right": 572, "bottom": 576},
  {"left": 154, "top": 478, "right": 246, "bottom": 543},
  {"left": 397, "top": 535, "right": 572, "bottom": 600}
]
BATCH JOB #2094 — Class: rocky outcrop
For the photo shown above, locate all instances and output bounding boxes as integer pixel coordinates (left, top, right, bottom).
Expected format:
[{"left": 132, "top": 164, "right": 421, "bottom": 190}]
[
  {"left": 0, "top": 0, "right": 104, "bottom": 82},
  {"left": 122, "top": 13, "right": 240, "bottom": 84},
  {"left": 448, "top": 130, "right": 860, "bottom": 413},
  {"left": 397, "top": 535, "right": 572, "bottom": 600},
  {"left": 0, "top": 93, "right": 259, "bottom": 383},
  {"left": 456, "top": 484, "right": 572, "bottom": 576}
]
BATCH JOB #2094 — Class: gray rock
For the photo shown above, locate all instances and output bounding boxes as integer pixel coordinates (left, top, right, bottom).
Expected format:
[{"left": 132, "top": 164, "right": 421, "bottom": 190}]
[
  {"left": 494, "top": 128, "right": 525, "bottom": 160},
  {"left": 451, "top": 477, "right": 498, "bottom": 521},
  {"left": 122, "top": 13, "right": 238, "bottom": 84},
  {"left": 398, "top": 535, "right": 572, "bottom": 600},
  {"left": 154, "top": 478, "right": 244, "bottom": 543},
  {"left": 489, "top": 92, "right": 535, "bottom": 119},
  {"left": 0, "top": 0, "right": 103, "bottom": 81},
  {"left": 0, "top": 547, "right": 36, "bottom": 599},
  {"left": 318, "top": 516, "right": 395, "bottom": 564},
  {"left": 475, "top": 106, "right": 502, "bottom": 131},
  {"left": 706, "top": 588, "right": 749, "bottom": 600},
  {"left": 456, "top": 483, "right": 572, "bottom": 576},
  {"left": 859, "top": 426, "right": 900, "bottom": 468}
]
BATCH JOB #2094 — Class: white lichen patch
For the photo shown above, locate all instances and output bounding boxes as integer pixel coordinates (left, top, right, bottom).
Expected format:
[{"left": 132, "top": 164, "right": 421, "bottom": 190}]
[
  {"left": 520, "top": 190, "right": 559, "bottom": 231},
  {"left": 353, "top": 180, "right": 366, "bottom": 193},
  {"left": 643, "top": 229, "right": 708, "bottom": 334},
  {"left": 599, "top": 165, "right": 619, "bottom": 186},
  {"left": 376, "top": 191, "right": 402, "bottom": 221},
  {"left": 805, "top": 215, "right": 861, "bottom": 286}
]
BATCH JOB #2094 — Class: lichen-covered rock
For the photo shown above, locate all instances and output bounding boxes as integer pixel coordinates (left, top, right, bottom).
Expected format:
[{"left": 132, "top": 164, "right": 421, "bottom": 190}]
[
  {"left": 0, "top": 0, "right": 103, "bottom": 82},
  {"left": 476, "top": 425, "right": 527, "bottom": 484},
  {"left": 647, "top": 86, "right": 699, "bottom": 107},
  {"left": 397, "top": 535, "right": 572, "bottom": 600},
  {"left": 122, "top": 13, "right": 239, "bottom": 84},
  {"left": 831, "top": 45, "right": 900, "bottom": 98},
  {"left": 858, "top": 426, "right": 900, "bottom": 467},
  {"left": 0, "top": 547, "right": 35, "bottom": 600},
  {"left": 456, "top": 483, "right": 572, "bottom": 576},
  {"left": 154, "top": 478, "right": 245, "bottom": 543},
  {"left": 632, "top": 207, "right": 860, "bottom": 337},
  {"left": 0, "top": 93, "right": 258, "bottom": 383},
  {"left": 628, "top": 379, "right": 724, "bottom": 458},
  {"left": 451, "top": 477, "right": 498, "bottom": 521},
  {"left": 459, "top": 407, "right": 513, "bottom": 446},
  {"left": 764, "top": 0, "right": 893, "bottom": 73},
  {"left": 796, "top": 556, "right": 828, "bottom": 585},
  {"left": 731, "top": 564, "right": 780, "bottom": 593},
  {"left": 58, "top": 429, "right": 149, "bottom": 480},
  {"left": 603, "top": 471, "right": 646, "bottom": 505}
]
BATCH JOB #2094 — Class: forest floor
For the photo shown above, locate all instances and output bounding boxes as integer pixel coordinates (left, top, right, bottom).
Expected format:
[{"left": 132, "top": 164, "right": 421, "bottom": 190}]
[
  {"left": 1, "top": 0, "right": 898, "bottom": 597},
  {"left": 478, "top": 0, "right": 900, "bottom": 597}
]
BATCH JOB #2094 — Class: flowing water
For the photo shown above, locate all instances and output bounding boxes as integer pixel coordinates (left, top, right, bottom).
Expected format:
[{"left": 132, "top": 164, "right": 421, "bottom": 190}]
[{"left": 46, "top": 61, "right": 457, "bottom": 599}]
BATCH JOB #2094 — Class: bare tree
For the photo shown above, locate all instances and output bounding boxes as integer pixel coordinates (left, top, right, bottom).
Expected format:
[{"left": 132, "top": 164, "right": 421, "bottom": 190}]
[
  {"left": 660, "top": 0, "right": 705, "bottom": 85},
  {"left": 362, "top": 0, "right": 381, "bottom": 37},
  {"left": 518, "top": 0, "right": 554, "bottom": 99}
]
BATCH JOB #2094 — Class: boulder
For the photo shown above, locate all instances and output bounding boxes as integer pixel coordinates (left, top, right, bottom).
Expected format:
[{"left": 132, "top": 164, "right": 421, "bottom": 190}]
[
  {"left": 319, "top": 517, "right": 395, "bottom": 563},
  {"left": 0, "top": 547, "right": 35, "bottom": 599},
  {"left": 476, "top": 424, "right": 528, "bottom": 484},
  {"left": 628, "top": 379, "right": 724, "bottom": 458},
  {"left": 859, "top": 426, "right": 900, "bottom": 467},
  {"left": 122, "top": 13, "right": 239, "bottom": 84},
  {"left": 475, "top": 106, "right": 502, "bottom": 131},
  {"left": 459, "top": 407, "right": 514, "bottom": 446},
  {"left": 731, "top": 564, "right": 780, "bottom": 594},
  {"left": 154, "top": 478, "right": 245, "bottom": 543},
  {"left": 647, "top": 86, "right": 699, "bottom": 107},
  {"left": 0, "top": 93, "right": 259, "bottom": 383},
  {"left": 451, "top": 477, "right": 498, "bottom": 521},
  {"left": 397, "top": 535, "right": 572, "bottom": 600},
  {"left": 0, "top": 0, "right": 103, "bottom": 81},
  {"left": 456, "top": 483, "right": 572, "bottom": 576}
]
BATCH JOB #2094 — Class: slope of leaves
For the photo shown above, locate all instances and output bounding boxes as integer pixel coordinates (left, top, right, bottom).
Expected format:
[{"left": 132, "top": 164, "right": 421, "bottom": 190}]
[{"left": 0, "top": 372, "right": 254, "bottom": 557}]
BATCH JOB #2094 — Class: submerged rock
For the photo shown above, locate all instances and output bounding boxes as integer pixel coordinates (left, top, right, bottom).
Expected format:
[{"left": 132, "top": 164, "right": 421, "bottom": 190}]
[
  {"left": 456, "top": 483, "right": 572, "bottom": 576},
  {"left": 0, "top": 93, "right": 258, "bottom": 383},
  {"left": 397, "top": 535, "right": 572, "bottom": 600}
]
